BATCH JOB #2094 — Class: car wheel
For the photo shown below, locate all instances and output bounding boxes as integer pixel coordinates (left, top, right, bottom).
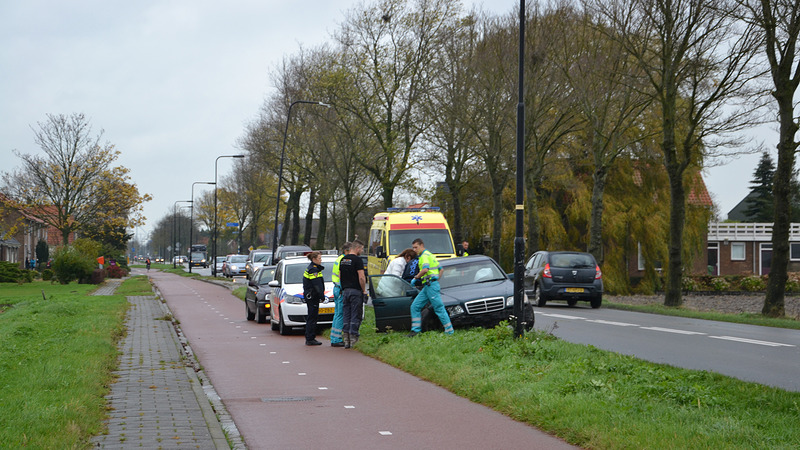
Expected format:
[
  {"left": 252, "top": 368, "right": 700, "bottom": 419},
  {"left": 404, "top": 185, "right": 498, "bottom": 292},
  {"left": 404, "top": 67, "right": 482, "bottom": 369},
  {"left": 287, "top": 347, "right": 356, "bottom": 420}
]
[
  {"left": 590, "top": 296, "right": 602, "bottom": 309},
  {"left": 567, "top": 299, "right": 578, "bottom": 307},
  {"left": 256, "top": 305, "right": 266, "bottom": 324},
  {"left": 279, "top": 311, "right": 290, "bottom": 335},
  {"left": 246, "top": 301, "right": 255, "bottom": 321},
  {"left": 535, "top": 284, "right": 547, "bottom": 307},
  {"left": 271, "top": 312, "right": 279, "bottom": 331},
  {"left": 420, "top": 307, "right": 442, "bottom": 332},
  {"left": 523, "top": 303, "right": 535, "bottom": 331}
]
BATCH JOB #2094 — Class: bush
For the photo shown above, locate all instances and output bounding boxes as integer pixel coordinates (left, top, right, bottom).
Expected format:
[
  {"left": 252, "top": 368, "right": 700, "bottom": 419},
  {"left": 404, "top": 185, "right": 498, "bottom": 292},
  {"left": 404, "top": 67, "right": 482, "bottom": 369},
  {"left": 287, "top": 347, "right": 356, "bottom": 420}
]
[
  {"left": 739, "top": 276, "right": 765, "bottom": 292},
  {"left": 0, "top": 261, "right": 26, "bottom": 283},
  {"left": 106, "top": 264, "right": 127, "bottom": 279},
  {"left": 681, "top": 277, "right": 699, "bottom": 292},
  {"left": 52, "top": 246, "right": 96, "bottom": 284},
  {"left": 41, "top": 269, "right": 54, "bottom": 281},
  {"left": 710, "top": 277, "right": 730, "bottom": 292},
  {"left": 90, "top": 268, "right": 106, "bottom": 284}
]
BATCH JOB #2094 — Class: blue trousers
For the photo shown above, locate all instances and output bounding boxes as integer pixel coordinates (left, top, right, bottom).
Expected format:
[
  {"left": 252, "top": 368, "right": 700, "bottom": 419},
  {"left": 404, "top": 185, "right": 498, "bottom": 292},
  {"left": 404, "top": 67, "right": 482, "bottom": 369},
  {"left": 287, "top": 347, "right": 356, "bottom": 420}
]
[
  {"left": 330, "top": 284, "right": 343, "bottom": 343},
  {"left": 410, "top": 281, "right": 453, "bottom": 334},
  {"left": 342, "top": 288, "right": 364, "bottom": 337}
]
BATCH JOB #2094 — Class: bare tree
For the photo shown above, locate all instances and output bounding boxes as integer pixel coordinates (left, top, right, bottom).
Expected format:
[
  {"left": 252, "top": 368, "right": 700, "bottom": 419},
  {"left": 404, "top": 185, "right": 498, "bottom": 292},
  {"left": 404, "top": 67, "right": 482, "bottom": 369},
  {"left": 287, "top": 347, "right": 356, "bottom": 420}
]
[
  {"left": 739, "top": 0, "right": 800, "bottom": 317},
  {"left": 590, "top": 0, "right": 763, "bottom": 306},
  {"left": 6, "top": 113, "right": 148, "bottom": 246}
]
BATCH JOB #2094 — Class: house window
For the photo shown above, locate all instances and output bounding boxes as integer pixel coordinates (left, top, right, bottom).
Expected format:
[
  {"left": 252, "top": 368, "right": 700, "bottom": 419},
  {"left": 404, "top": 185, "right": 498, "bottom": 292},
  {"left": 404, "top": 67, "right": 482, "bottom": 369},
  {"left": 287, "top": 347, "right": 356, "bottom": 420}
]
[
  {"left": 731, "top": 242, "right": 746, "bottom": 261},
  {"left": 637, "top": 243, "right": 644, "bottom": 271},
  {"left": 791, "top": 243, "right": 800, "bottom": 261}
]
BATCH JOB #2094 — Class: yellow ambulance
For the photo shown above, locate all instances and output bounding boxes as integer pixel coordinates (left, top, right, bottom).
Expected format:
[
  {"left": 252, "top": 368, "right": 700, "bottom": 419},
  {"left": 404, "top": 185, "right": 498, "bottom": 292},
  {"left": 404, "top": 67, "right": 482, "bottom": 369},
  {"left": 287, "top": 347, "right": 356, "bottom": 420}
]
[{"left": 367, "top": 207, "right": 457, "bottom": 275}]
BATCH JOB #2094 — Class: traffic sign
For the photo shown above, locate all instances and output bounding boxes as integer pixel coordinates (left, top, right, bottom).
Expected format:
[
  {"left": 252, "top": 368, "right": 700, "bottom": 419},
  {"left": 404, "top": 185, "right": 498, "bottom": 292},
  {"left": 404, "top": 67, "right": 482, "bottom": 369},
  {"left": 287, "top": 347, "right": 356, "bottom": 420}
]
[{"left": 226, "top": 222, "right": 239, "bottom": 227}]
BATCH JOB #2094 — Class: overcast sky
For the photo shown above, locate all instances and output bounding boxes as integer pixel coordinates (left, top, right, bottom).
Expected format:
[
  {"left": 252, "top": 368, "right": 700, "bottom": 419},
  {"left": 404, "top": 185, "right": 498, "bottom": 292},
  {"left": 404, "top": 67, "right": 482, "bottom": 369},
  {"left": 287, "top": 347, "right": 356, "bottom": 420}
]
[{"left": 0, "top": 0, "right": 772, "bottom": 244}]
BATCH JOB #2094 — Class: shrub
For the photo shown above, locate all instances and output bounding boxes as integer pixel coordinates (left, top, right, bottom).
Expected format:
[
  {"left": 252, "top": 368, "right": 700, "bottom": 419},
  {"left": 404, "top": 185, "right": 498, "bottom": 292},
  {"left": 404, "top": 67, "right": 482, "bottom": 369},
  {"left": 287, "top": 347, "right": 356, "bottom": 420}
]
[
  {"left": 739, "top": 276, "right": 765, "bottom": 292},
  {"left": 710, "top": 277, "right": 730, "bottom": 292},
  {"left": 41, "top": 269, "right": 54, "bottom": 281},
  {"left": 90, "top": 268, "right": 106, "bottom": 284},
  {"left": 0, "top": 261, "right": 26, "bottom": 283},
  {"left": 52, "top": 246, "right": 96, "bottom": 284},
  {"left": 106, "top": 264, "right": 127, "bottom": 279},
  {"left": 681, "top": 277, "right": 698, "bottom": 292}
]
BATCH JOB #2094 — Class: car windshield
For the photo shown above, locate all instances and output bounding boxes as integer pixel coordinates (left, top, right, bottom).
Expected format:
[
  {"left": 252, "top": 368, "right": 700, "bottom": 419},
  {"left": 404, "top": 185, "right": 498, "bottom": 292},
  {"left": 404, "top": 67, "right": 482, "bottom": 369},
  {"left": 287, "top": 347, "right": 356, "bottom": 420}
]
[
  {"left": 253, "top": 252, "right": 272, "bottom": 263},
  {"left": 438, "top": 259, "right": 506, "bottom": 289},
  {"left": 387, "top": 230, "right": 454, "bottom": 255},
  {"left": 191, "top": 252, "right": 204, "bottom": 260},
  {"left": 284, "top": 262, "right": 334, "bottom": 284},
  {"left": 215, "top": 257, "right": 226, "bottom": 263},
  {"left": 550, "top": 253, "right": 595, "bottom": 268},
  {"left": 228, "top": 255, "right": 247, "bottom": 263}
]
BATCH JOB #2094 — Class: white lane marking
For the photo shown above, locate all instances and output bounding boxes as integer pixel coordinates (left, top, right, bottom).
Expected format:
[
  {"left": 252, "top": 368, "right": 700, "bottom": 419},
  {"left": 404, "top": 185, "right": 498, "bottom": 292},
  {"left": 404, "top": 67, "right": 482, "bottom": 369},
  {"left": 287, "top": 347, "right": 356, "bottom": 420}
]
[
  {"left": 586, "top": 320, "right": 640, "bottom": 327},
  {"left": 243, "top": 331, "right": 249, "bottom": 333},
  {"left": 250, "top": 336, "right": 257, "bottom": 339},
  {"left": 344, "top": 405, "right": 355, "bottom": 409},
  {"left": 379, "top": 431, "right": 392, "bottom": 436},
  {"left": 318, "top": 387, "right": 328, "bottom": 390},
  {"left": 259, "top": 344, "right": 267, "bottom": 346},
  {"left": 640, "top": 327, "right": 706, "bottom": 335},
  {"left": 298, "top": 373, "right": 306, "bottom": 376},
  {"left": 709, "top": 336, "right": 795, "bottom": 347},
  {"left": 282, "top": 361, "right": 290, "bottom": 364},
  {"left": 270, "top": 351, "right": 277, "bottom": 354},
  {"left": 539, "top": 313, "right": 585, "bottom": 320}
]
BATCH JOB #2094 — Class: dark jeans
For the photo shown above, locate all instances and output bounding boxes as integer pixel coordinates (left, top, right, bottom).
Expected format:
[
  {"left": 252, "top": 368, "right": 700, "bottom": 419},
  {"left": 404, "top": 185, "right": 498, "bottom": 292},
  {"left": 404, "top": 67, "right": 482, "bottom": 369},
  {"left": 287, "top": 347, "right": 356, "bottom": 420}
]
[
  {"left": 305, "top": 296, "right": 320, "bottom": 342},
  {"left": 342, "top": 288, "right": 364, "bottom": 337}
]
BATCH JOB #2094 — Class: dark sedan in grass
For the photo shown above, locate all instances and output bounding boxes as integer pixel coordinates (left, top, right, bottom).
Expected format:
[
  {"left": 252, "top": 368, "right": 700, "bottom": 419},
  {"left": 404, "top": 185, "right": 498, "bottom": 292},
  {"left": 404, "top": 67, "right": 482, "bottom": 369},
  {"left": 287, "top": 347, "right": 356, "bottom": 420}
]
[{"left": 368, "top": 255, "right": 534, "bottom": 333}]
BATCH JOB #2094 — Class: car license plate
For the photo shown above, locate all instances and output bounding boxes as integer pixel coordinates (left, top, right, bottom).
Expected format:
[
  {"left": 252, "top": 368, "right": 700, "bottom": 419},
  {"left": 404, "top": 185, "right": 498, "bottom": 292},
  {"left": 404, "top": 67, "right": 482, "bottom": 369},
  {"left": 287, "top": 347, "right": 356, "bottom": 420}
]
[
  {"left": 565, "top": 287, "right": 584, "bottom": 293},
  {"left": 319, "top": 307, "right": 334, "bottom": 314}
]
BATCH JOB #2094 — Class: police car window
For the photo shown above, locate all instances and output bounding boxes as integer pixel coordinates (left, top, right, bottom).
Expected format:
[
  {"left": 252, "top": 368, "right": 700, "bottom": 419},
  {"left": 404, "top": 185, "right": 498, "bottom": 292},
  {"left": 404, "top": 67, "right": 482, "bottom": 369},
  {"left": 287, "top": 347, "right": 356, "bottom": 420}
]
[{"left": 285, "top": 262, "right": 334, "bottom": 284}]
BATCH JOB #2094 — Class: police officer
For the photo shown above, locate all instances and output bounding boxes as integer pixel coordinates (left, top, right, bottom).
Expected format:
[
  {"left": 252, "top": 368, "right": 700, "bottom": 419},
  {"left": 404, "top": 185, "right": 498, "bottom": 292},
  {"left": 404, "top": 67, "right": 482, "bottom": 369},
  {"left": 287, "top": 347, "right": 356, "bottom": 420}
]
[
  {"left": 461, "top": 241, "right": 470, "bottom": 257},
  {"left": 408, "top": 238, "right": 454, "bottom": 336},
  {"left": 302, "top": 251, "right": 325, "bottom": 346},
  {"left": 329, "top": 242, "right": 350, "bottom": 347}
]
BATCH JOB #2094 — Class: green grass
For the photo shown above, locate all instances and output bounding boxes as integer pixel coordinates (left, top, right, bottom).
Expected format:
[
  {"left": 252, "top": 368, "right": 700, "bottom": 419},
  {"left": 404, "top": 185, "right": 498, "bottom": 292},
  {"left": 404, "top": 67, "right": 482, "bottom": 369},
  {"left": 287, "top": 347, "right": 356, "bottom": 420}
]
[
  {"left": 113, "top": 275, "right": 153, "bottom": 296},
  {"left": 605, "top": 301, "right": 800, "bottom": 330},
  {"left": 232, "top": 286, "right": 247, "bottom": 300},
  {"left": 356, "top": 308, "right": 800, "bottom": 449},
  {"left": 0, "top": 280, "right": 128, "bottom": 448}
]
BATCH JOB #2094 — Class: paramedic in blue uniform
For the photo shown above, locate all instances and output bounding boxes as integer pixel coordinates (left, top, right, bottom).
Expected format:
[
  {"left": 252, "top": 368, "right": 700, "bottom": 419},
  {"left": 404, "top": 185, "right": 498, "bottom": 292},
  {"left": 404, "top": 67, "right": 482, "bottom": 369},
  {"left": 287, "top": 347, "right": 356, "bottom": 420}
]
[
  {"left": 408, "top": 238, "right": 454, "bottom": 337},
  {"left": 302, "top": 251, "right": 325, "bottom": 346},
  {"left": 330, "top": 242, "right": 350, "bottom": 347}
]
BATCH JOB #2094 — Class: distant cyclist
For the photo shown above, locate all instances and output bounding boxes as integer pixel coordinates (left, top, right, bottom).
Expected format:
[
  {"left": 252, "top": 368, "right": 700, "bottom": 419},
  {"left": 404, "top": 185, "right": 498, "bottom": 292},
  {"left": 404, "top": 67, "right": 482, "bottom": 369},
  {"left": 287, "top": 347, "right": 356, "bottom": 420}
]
[{"left": 146, "top": 258, "right": 151, "bottom": 271}]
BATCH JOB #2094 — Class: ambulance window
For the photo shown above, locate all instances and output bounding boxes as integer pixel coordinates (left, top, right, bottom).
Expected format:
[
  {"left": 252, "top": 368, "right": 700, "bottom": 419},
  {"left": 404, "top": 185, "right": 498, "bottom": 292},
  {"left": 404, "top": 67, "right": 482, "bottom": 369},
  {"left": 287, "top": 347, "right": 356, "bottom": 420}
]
[{"left": 369, "top": 228, "right": 382, "bottom": 256}]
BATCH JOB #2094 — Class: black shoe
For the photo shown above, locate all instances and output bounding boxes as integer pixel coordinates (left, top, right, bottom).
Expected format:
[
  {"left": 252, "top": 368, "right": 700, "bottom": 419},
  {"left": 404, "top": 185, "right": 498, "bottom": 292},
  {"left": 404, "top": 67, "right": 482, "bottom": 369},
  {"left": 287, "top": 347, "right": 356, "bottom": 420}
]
[
  {"left": 305, "top": 340, "right": 322, "bottom": 346},
  {"left": 330, "top": 342, "right": 345, "bottom": 347},
  {"left": 407, "top": 331, "right": 419, "bottom": 338}
]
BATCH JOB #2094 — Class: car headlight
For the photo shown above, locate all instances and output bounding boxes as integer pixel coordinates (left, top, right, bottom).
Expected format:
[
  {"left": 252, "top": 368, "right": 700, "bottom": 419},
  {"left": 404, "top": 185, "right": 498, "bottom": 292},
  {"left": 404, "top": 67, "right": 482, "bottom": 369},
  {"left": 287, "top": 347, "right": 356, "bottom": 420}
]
[
  {"left": 446, "top": 305, "right": 465, "bottom": 316},
  {"left": 230, "top": 265, "right": 238, "bottom": 270},
  {"left": 505, "top": 295, "right": 530, "bottom": 307},
  {"left": 286, "top": 295, "right": 305, "bottom": 304}
]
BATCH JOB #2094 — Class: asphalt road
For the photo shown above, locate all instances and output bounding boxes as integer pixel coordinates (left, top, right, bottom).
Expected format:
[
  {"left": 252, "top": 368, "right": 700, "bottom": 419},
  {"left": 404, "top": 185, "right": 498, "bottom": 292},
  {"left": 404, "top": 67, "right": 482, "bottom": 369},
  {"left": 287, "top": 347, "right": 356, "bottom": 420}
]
[
  {"left": 150, "top": 271, "right": 575, "bottom": 449},
  {"left": 534, "top": 303, "right": 800, "bottom": 392}
]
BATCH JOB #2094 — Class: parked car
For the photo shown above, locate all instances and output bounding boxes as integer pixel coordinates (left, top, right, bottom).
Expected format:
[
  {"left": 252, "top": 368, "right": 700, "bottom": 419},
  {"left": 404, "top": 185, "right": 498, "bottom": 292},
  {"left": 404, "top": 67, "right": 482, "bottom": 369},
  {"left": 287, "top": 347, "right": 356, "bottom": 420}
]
[
  {"left": 224, "top": 254, "right": 248, "bottom": 278},
  {"left": 245, "top": 265, "right": 277, "bottom": 323},
  {"left": 211, "top": 256, "right": 226, "bottom": 276},
  {"left": 368, "top": 255, "right": 534, "bottom": 332},
  {"left": 524, "top": 251, "right": 603, "bottom": 308},
  {"left": 268, "top": 254, "right": 337, "bottom": 335},
  {"left": 246, "top": 249, "right": 273, "bottom": 280}
]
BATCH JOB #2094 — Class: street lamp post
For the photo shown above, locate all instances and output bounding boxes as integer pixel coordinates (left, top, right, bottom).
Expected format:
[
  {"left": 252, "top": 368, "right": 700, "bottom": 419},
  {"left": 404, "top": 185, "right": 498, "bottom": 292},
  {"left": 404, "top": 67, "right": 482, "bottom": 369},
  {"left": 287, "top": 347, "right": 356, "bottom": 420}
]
[
  {"left": 173, "top": 200, "right": 192, "bottom": 268},
  {"left": 271, "top": 100, "right": 329, "bottom": 256},
  {"left": 213, "top": 154, "right": 245, "bottom": 276},
  {"left": 189, "top": 181, "right": 215, "bottom": 273},
  {"left": 513, "top": 0, "right": 527, "bottom": 338}
]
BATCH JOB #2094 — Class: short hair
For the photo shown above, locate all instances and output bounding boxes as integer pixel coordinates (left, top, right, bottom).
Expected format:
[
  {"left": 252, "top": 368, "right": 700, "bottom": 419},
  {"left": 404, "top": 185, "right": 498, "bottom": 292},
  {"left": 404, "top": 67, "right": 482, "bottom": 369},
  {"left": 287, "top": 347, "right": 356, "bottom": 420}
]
[
  {"left": 412, "top": 238, "right": 424, "bottom": 246},
  {"left": 351, "top": 239, "right": 364, "bottom": 249},
  {"left": 307, "top": 251, "right": 321, "bottom": 261},
  {"left": 341, "top": 241, "right": 352, "bottom": 252}
]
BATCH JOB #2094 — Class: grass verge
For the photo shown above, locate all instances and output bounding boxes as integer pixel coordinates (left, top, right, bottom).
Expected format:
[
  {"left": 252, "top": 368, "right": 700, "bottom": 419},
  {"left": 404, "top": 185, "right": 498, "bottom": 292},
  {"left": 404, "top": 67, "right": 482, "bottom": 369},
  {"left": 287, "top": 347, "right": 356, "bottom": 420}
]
[
  {"left": 356, "top": 308, "right": 800, "bottom": 449},
  {"left": 605, "top": 301, "right": 800, "bottom": 330},
  {"left": 113, "top": 275, "right": 153, "bottom": 296},
  {"left": 0, "top": 280, "right": 128, "bottom": 448}
]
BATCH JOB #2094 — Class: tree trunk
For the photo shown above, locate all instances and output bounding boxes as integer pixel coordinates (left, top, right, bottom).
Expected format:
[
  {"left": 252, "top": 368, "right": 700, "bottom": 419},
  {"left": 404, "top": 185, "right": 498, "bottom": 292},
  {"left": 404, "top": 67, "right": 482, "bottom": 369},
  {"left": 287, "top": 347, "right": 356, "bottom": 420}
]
[
  {"left": 290, "top": 191, "right": 302, "bottom": 245},
  {"left": 491, "top": 187, "right": 503, "bottom": 265},
  {"left": 764, "top": 92, "right": 797, "bottom": 317},
  {"left": 526, "top": 167, "right": 541, "bottom": 256},
  {"left": 664, "top": 167, "right": 686, "bottom": 307},
  {"left": 317, "top": 199, "right": 328, "bottom": 249},
  {"left": 382, "top": 185, "right": 394, "bottom": 209},
  {"left": 450, "top": 184, "right": 464, "bottom": 245},
  {"left": 303, "top": 188, "right": 316, "bottom": 246},
  {"left": 588, "top": 168, "right": 607, "bottom": 262}
]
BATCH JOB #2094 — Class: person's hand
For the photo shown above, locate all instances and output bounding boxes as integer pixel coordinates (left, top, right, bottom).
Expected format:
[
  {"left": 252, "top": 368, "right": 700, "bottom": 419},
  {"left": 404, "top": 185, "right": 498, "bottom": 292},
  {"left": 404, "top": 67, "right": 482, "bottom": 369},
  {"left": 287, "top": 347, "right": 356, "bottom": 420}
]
[{"left": 411, "top": 278, "right": 418, "bottom": 286}]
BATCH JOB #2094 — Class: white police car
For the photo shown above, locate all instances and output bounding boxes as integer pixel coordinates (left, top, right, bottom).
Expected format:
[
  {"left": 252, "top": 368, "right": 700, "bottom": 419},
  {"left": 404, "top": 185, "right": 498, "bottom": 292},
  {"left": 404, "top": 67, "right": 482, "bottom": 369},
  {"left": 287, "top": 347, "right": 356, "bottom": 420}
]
[{"left": 268, "top": 253, "right": 338, "bottom": 335}]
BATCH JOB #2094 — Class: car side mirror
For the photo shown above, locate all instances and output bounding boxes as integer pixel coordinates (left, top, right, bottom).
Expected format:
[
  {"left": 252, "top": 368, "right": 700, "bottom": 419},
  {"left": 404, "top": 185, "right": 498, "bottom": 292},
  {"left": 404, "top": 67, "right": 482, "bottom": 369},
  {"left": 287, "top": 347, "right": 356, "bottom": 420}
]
[
  {"left": 376, "top": 245, "right": 386, "bottom": 259},
  {"left": 405, "top": 289, "right": 420, "bottom": 297},
  {"left": 248, "top": 279, "right": 258, "bottom": 287},
  {"left": 268, "top": 280, "right": 280, "bottom": 288}
]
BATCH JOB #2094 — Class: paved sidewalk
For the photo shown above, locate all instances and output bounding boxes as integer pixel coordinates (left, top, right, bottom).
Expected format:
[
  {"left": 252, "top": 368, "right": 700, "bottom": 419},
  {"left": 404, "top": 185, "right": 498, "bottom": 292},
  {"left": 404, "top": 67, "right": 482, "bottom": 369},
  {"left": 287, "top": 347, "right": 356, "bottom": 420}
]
[{"left": 91, "top": 279, "right": 230, "bottom": 449}]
